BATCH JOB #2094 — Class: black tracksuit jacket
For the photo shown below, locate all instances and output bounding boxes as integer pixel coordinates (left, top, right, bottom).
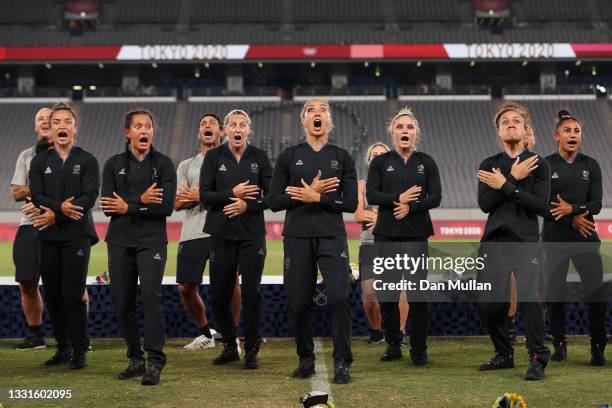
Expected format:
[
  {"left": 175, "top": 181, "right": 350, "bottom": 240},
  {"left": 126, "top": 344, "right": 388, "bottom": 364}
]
[
  {"left": 29, "top": 147, "right": 99, "bottom": 243},
  {"left": 199, "top": 143, "right": 272, "bottom": 240},
  {"left": 101, "top": 148, "right": 176, "bottom": 247},
  {"left": 366, "top": 150, "right": 441, "bottom": 239},
  {"left": 269, "top": 142, "right": 358, "bottom": 236},
  {"left": 543, "top": 152, "right": 602, "bottom": 242},
  {"left": 478, "top": 150, "right": 550, "bottom": 242}
]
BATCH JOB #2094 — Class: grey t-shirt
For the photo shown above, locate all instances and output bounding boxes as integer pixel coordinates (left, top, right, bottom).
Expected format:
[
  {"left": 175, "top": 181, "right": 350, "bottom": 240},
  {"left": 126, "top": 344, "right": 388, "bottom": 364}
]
[
  {"left": 177, "top": 153, "right": 210, "bottom": 242},
  {"left": 11, "top": 146, "right": 36, "bottom": 226}
]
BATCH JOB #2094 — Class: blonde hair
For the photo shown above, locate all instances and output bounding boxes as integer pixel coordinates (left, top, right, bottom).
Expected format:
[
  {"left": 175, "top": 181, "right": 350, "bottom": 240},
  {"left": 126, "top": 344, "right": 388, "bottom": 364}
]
[
  {"left": 366, "top": 142, "right": 390, "bottom": 162},
  {"left": 387, "top": 107, "right": 421, "bottom": 148},
  {"left": 300, "top": 98, "right": 334, "bottom": 134},
  {"left": 223, "top": 109, "right": 251, "bottom": 128}
]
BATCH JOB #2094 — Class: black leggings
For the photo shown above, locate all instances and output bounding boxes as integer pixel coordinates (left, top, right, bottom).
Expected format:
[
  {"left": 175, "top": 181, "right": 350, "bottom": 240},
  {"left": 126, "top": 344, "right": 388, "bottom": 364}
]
[
  {"left": 209, "top": 237, "right": 265, "bottom": 350},
  {"left": 39, "top": 239, "right": 90, "bottom": 355}
]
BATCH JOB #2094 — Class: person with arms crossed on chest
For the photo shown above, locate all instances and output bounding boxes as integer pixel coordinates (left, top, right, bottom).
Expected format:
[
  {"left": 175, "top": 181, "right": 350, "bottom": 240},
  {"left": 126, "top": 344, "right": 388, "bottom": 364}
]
[
  {"left": 366, "top": 108, "right": 441, "bottom": 366},
  {"left": 476, "top": 102, "right": 551, "bottom": 380},
  {"left": 200, "top": 109, "right": 272, "bottom": 369},
  {"left": 10, "top": 107, "right": 52, "bottom": 350},
  {"left": 269, "top": 98, "right": 357, "bottom": 384},
  {"left": 100, "top": 109, "right": 176, "bottom": 385},
  {"left": 28, "top": 103, "right": 99, "bottom": 370},
  {"left": 543, "top": 109, "right": 607, "bottom": 366},
  {"left": 175, "top": 113, "right": 242, "bottom": 351}
]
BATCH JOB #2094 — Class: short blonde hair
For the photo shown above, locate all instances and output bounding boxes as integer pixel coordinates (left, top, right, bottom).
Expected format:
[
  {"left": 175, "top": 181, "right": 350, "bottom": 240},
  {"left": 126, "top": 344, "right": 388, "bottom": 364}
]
[
  {"left": 387, "top": 107, "right": 421, "bottom": 147},
  {"left": 224, "top": 109, "right": 251, "bottom": 129},
  {"left": 300, "top": 98, "right": 334, "bottom": 134}
]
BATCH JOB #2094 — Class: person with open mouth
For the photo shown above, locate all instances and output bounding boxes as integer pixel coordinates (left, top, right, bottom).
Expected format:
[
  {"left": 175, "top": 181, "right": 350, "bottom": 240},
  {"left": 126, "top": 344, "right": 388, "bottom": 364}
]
[
  {"left": 100, "top": 108, "right": 177, "bottom": 386},
  {"left": 28, "top": 103, "right": 100, "bottom": 371},
  {"left": 476, "top": 102, "right": 551, "bottom": 380},
  {"left": 269, "top": 98, "right": 357, "bottom": 384},
  {"left": 543, "top": 109, "right": 607, "bottom": 366},
  {"left": 10, "top": 107, "right": 52, "bottom": 352},
  {"left": 175, "top": 113, "right": 242, "bottom": 352},
  {"left": 200, "top": 109, "right": 272, "bottom": 370},
  {"left": 366, "top": 107, "right": 441, "bottom": 366}
]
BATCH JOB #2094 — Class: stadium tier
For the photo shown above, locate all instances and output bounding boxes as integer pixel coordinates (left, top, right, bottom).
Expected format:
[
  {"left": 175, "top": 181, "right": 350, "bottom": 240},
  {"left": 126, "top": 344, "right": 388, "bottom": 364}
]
[
  {"left": 1, "top": 0, "right": 612, "bottom": 46},
  {"left": 3, "top": 99, "right": 612, "bottom": 211}
]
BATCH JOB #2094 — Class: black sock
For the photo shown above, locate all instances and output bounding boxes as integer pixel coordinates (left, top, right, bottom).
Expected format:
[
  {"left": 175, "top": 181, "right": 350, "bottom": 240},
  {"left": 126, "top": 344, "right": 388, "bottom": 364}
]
[
  {"left": 30, "top": 325, "right": 43, "bottom": 338},
  {"left": 199, "top": 325, "right": 212, "bottom": 338}
]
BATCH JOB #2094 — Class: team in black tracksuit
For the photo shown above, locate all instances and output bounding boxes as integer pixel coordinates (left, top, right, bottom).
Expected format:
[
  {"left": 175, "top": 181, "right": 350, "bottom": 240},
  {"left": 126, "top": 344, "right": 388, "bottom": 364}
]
[
  {"left": 101, "top": 129, "right": 176, "bottom": 384},
  {"left": 269, "top": 140, "right": 357, "bottom": 378},
  {"left": 477, "top": 146, "right": 552, "bottom": 377},
  {"left": 544, "top": 150, "right": 607, "bottom": 364},
  {"left": 29, "top": 139, "right": 99, "bottom": 368},
  {"left": 200, "top": 141, "right": 272, "bottom": 365},
  {"left": 366, "top": 149, "right": 442, "bottom": 362}
]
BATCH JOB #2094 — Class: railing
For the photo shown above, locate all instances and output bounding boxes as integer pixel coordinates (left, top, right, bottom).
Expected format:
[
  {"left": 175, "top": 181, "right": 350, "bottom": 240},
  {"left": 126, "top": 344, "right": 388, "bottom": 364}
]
[
  {"left": 0, "top": 87, "right": 71, "bottom": 98},
  {"left": 293, "top": 86, "right": 385, "bottom": 96},
  {"left": 399, "top": 85, "right": 491, "bottom": 96}
]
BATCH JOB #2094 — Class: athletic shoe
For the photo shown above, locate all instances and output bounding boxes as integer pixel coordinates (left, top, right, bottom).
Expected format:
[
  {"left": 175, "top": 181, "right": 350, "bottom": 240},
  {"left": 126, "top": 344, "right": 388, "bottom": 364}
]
[
  {"left": 332, "top": 360, "right": 351, "bottom": 384},
  {"left": 550, "top": 340, "right": 567, "bottom": 362},
  {"left": 366, "top": 329, "right": 384, "bottom": 344},
  {"left": 184, "top": 334, "right": 215, "bottom": 350},
  {"left": 236, "top": 337, "right": 242, "bottom": 356},
  {"left": 244, "top": 348, "right": 259, "bottom": 369},
  {"left": 70, "top": 353, "right": 87, "bottom": 370},
  {"left": 141, "top": 365, "right": 162, "bottom": 386},
  {"left": 591, "top": 342, "right": 607, "bottom": 366},
  {"left": 380, "top": 344, "right": 402, "bottom": 361},
  {"left": 292, "top": 356, "right": 316, "bottom": 379},
  {"left": 14, "top": 336, "right": 46, "bottom": 350},
  {"left": 87, "top": 345, "right": 93, "bottom": 352},
  {"left": 524, "top": 354, "right": 546, "bottom": 380},
  {"left": 410, "top": 349, "right": 429, "bottom": 366},
  {"left": 400, "top": 334, "right": 408, "bottom": 348},
  {"left": 212, "top": 342, "right": 240, "bottom": 365},
  {"left": 44, "top": 350, "right": 72, "bottom": 366},
  {"left": 118, "top": 359, "right": 146, "bottom": 380},
  {"left": 478, "top": 353, "right": 514, "bottom": 371}
]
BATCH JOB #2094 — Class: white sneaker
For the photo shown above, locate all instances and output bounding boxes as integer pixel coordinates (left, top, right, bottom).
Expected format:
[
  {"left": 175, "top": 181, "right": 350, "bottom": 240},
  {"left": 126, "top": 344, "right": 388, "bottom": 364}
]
[
  {"left": 236, "top": 338, "right": 241, "bottom": 356},
  {"left": 184, "top": 331, "right": 216, "bottom": 350}
]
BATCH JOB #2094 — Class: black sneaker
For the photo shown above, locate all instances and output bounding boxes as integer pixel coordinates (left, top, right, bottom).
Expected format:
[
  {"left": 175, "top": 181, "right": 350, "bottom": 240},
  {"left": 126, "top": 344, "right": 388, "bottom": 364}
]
[
  {"left": 332, "top": 360, "right": 351, "bottom": 384},
  {"left": 44, "top": 350, "right": 72, "bottom": 366},
  {"left": 70, "top": 353, "right": 87, "bottom": 370},
  {"left": 400, "top": 334, "right": 408, "bottom": 348},
  {"left": 591, "top": 342, "right": 607, "bottom": 366},
  {"left": 524, "top": 354, "right": 546, "bottom": 380},
  {"left": 141, "top": 365, "right": 162, "bottom": 386},
  {"left": 478, "top": 353, "right": 514, "bottom": 371},
  {"left": 410, "top": 349, "right": 429, "bottom": 366},
  {"left": 380, "top": 344, "right": 402, "bottom": 361},
  {"left": 14, "top": 336, "right": 46, "bottom": 350},
  {"left": 244, "top": 348, "right": 260, "bottom": 370},
  {"left": 118, "top": 359, "right": 146, "bottom": 380},
  {"left": 366, "top": 329, "right": 384, "bottom": 344},
  {"left": 212, "top": 342, "right": 240, "bottom": 365},
  {"left": 292, "top": 356, "right": 316, "bottom": 379},
  {"left": 551, "top": 340, "right": 567, "bottom": 362}
]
